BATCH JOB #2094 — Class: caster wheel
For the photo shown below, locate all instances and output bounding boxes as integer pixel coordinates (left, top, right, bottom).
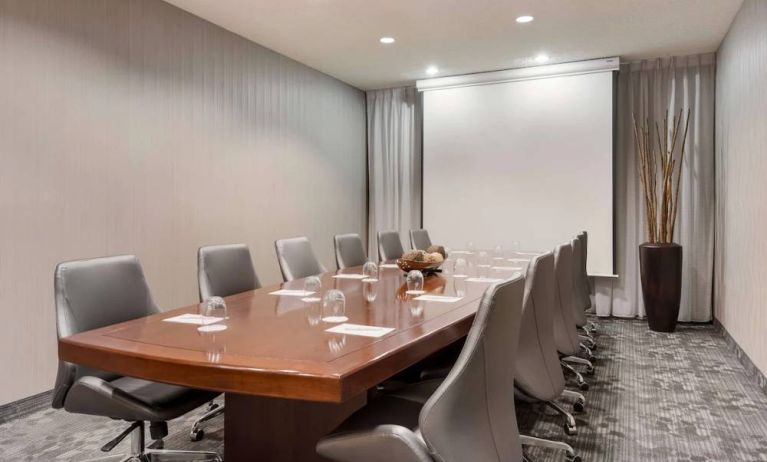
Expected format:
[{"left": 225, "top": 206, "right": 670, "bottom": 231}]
[
  {"left": 566, "top": 455, "right": 582, "bottom": 462},
  {"left": 573, "top": 401, "right": 584, "bottom": 413},
  {"left": 190, "top": 429, "right": 204, "bottom": 442},
  {"left": 579, "top": 381, "right": 590, "bottom": 391},
  {"left": 586, "top": 366, "right": 595, "bottom": 376},
  {"left": 564, "top": 424, "right": 578, "bottom": 436}
]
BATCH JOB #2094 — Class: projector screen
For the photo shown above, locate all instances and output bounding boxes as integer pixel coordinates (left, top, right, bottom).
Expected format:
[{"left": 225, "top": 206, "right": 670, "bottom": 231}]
[{"left": 421, "top": 62, "right": 616, "bottom": 276}]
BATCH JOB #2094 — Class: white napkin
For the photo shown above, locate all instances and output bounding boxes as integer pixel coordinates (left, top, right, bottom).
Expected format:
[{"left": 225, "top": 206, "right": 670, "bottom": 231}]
[
  {"left": 163, "top": 313, "right": 225, "bottom": 325},
  {"left": 414, "top": 295, "right": 464, "bottom": 303},
  {"left": 269, "top": 289, "right": 315, "bottom": 297},
  {"left": 332, "top": 274, "right": 367, "bottom": 279},
  {"left": 325, "top": 323, "right": 395, "bottom": 338}
]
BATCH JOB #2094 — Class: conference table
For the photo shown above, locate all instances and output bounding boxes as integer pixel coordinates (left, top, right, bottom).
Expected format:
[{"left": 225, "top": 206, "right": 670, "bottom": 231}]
[{"left": 58, "top": 253, "right": 533, "bottom": 461}]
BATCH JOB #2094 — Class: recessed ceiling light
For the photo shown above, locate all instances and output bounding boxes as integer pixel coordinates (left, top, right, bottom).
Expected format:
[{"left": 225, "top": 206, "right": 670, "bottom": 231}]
[
  {"left": 379, "top": 37, "right": 395, "bottom": 44},
  {"left": 426, "top": 65, "right": 439, "bottom": 76},
  {"left": 534, "top": 54, "right": 550, "bottom": 64},
  {"left": 516, "top": 15, "right": 534, "bottom": 23}
]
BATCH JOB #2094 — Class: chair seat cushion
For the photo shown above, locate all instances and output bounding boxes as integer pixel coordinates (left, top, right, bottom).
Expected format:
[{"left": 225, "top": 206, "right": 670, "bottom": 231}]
[
  {"left": 317, "top": 395, "right": 433, "bottom": 462},
  {"left": 64, "top": 375, "right": 218, "bottom": 422}
]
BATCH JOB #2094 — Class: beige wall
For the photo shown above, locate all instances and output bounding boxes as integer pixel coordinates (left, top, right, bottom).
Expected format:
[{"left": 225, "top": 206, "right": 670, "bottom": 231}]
[
  {"left": 0, "top": 0, "right": 366, "bottom": 405},
  {"left": 715, "top": 0, "right": 767, "bottom": 377}
]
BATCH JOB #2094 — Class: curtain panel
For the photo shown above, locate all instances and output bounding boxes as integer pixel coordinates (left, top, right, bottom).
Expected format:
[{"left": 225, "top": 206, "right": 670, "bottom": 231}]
[
  {"left": 596, "top": 53, "right": 716, "bottom": 322},
  {"left": 366, "top": 87, "right": 422, "bottom": 258}
]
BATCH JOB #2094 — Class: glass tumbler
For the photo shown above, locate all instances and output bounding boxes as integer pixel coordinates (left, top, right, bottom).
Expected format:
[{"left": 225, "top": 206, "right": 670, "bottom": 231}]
[
  {"left": 406, "top": 270, "right": 425, "bottom": 294},
  {"left": 303, "top": 276, "right": 322, "bottom": 302},
  {"left": 321, "top": 289, "right": 348, "bottom": 323},
  {"left": 198, "top": 296, "right": 227, "bottom": 333}
]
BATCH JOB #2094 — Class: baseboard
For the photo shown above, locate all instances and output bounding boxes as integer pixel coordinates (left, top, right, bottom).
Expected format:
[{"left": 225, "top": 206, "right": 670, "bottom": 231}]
[
  {"left": 0, "top": 389, "right": 53, "bottom": 425},
  {"left": 714, "top": 318, "right": 767, "bottom": 396}
]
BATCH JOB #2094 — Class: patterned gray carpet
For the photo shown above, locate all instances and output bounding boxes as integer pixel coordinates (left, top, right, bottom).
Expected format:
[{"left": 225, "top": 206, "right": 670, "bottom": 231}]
[{"left": 2, "top": 318, "right": 767, "bottom": 461}]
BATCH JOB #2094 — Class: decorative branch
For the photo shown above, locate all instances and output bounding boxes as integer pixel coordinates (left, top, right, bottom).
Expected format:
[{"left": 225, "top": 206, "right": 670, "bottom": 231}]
[{"left": 632, "top": 108, "right": 691, "bottom": 244}]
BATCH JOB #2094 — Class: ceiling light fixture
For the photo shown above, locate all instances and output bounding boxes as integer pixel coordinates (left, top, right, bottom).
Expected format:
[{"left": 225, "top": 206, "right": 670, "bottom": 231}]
[
  {"left": 516, "top": 15, "right": 534, "bottom": 23},
  {"left": 426, "top": 65, "right": 439, "bottom": 76},
  {"left": 534, "top": 54, "right": 550, "bottom": 64},
  {"left": 379, "top": 37, "right": 395, "bottom": 44}
]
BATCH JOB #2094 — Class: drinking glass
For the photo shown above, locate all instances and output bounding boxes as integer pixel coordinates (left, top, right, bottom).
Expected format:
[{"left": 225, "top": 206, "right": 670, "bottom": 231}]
[
  {"left": 512, "top": 241, "right": 521, "bottom": 252},
  {"left": 303, "top": 276, "right": 322, "bottom": 302},
  {"left": 454, "top": 258, "right": 468, "bottom": 278},
  {"left": 453, "top": 276, "right": 467, "bottom": 297},
  {"left": 477, "top": 251, "right": 490, "bottom": 278},
  {"left": 493, "top": 245, "right": 505, "bottom": 262},
  {"left": 406, "top": 270, "right": 425, "bottom": 294},
  {"left": 466, "top": 241, "right": 475, "bottom": 253},
  {"left": 362, "top": 261, "right": 379, "bottom": 280},
  {"left": 321, "top": 289, "right": 348, "bottom": 323},
  {"left": 198, "top": 296, "right": 227, "bottom": 333},
  {"left": 362, "top": 277, "right": 378, "bottom": 302}
]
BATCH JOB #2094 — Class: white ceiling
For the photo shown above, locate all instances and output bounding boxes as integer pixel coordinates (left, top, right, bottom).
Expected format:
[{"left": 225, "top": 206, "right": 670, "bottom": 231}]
[{"left": 164, "top": 0, "right": 743, "bottom": 90}]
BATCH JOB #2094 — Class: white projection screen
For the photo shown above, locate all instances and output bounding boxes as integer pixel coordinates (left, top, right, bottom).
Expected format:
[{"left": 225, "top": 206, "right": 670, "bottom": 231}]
[{"left": 420, "top": 60, "right": 617, "bottom": 276}]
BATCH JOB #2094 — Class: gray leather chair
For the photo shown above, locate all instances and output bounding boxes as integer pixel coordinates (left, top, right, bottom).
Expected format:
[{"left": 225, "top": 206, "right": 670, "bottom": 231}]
[
  {"left": 571, "top": 238, "right": 596, "bottom": 349},
  {"left": 578, "top": 232, "right": 598, "bottom": 333},
  {"left": 199, "top": 243, "right": 261, "bottom": 301},
  {"left": 515, "top": 253, "right": 585, "bottom": 462},
  {"left": 334, "top": 233, "right": 368, "bottom": 269},
  {"left": 53, "top": 255, "right": 221, "bottom": 461},
  {"left": 409, "top": 229, "right": 432, "bottom": 251},
  {"left": 192, "top": 244, "right": 262, "bottom": 441},
  {"left": 316, "top": 276, "right": 526, "bottom": 462},
  {"left": 377, "top": 230, "right": 405, "bottom": 262},
  {"left": 275, "top": 236, "right": 327, "bottom": 281},
  {"left": 552, "top": 243, "right": 592, "bottom": 390}
]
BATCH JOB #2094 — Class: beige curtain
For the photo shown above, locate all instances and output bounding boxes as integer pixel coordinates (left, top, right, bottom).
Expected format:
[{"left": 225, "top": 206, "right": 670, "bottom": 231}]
[
  {"left": 366, "top": 87, "right": 422, "bottom": 257},
  {"left": 596, "top": 54, "right": 715, "bottom": 322}
]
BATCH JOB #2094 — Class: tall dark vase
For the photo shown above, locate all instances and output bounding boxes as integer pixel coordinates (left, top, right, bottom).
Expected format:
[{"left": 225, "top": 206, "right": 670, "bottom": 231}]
[{"left": 639, "top": 242, "right": 682, "bottom": 333}]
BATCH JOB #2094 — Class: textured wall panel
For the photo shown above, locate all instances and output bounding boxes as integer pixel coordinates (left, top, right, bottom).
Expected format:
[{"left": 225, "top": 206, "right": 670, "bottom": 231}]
[
  {"left": 0, "top": 0, "right": 366, "bottom": 404},
  {"left": 715, "top": 0, "right": 767, "bottom": 377}
]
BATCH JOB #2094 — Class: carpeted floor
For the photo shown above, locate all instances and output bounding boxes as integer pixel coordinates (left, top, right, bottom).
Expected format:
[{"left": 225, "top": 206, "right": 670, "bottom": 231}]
[{"left": 2, "top": 318, "right": 767, "bottom": 461}]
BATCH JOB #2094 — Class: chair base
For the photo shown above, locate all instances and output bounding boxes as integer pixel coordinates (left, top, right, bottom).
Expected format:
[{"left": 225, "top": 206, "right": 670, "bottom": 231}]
[
  {"left": 520, "top": 434, "right": 581, "bottom": 462},
  {"left": 562, "top": 355, "right": 594, "bottom": 375},
  {"left": 96, "top": 422, "right": 221, "bottom": 462},
  {"left": 190, "top": 402, "right": 224, "bottom": 441},
  {"left": 561, "top": 361, "right": 589, "bottom": 390}
]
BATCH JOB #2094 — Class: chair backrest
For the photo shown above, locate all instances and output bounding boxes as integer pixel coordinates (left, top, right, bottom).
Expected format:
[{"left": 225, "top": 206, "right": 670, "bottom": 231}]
[
  {"left": 420, "top": 276, "right": 525, "bottom": 462},
  {"left": 334, "top": 233, "right": 367, "bottom": 269},
  {"left": 275, "top": 236, "right": 327, "bottom": 281},
  {"left": 198, "top": 244, "right": 261, "bottom": 301},
  {"left": 410, "top": 229, "right": 432, "bottom": 251},
  {"left": 515, "top": 253, "right": 566, "bottom": 400},
  {"left": 551, "top": 243, "right": 582, "bottom": 356},
  {"left": 570, "top": 237, "right": 588, "bottom": 325},
  {"left": 53, "top": 255, "right": 161, "bottom": 407},
  {"left": 578, "top": 232, "right": 591, "bottom": 309},
  {"left": 378, "top": 230, "right": 405, "bottom": 261}
]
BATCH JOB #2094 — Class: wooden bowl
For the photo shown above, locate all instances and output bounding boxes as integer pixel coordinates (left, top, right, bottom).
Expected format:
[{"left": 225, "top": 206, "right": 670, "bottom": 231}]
[{"left": 396, "top": 258, "right": 441, "bottom": 273}]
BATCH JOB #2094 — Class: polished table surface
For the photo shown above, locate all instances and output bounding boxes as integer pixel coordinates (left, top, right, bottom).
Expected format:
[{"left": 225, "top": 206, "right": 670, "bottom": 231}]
[{"left": 58, "top": 254, "right": 531, "bottom": 460}]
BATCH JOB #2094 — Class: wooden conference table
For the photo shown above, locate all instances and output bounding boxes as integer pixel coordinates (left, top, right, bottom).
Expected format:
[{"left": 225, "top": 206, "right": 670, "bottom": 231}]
[{"left": 58, "top": 254, "right": 532, "bottom": 461}]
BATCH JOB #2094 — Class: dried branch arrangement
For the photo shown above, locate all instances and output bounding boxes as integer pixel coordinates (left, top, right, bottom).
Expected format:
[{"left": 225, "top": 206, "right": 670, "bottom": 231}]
[{"left": 632, "top": 108, "right": 691, "bottom": 244}]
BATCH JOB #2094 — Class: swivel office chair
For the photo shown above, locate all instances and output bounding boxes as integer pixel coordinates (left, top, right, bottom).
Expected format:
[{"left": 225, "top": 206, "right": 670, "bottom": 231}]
[
  {"left": 275, "top": 236, "right": 327, "bottom": 281},
  {"left": 53, "top": 255, "right": 221, "bottom": 461},
  {"left": 409, "top": 229, "right": 432, "bottom": 251},
  {"left": 552, "top": 243, "right": 593, "bottom": 390},
  {"left": 334, "top": 233, "right": 368, "bottom": 269},
  {"left": 377, "top": 230, "right": 406, "bottom": 262},
  {"left": 193, "top": 243, "right": 262, "bottom": 441},
  {"left": 515, "top": 253, "right": 585, "bottom": 461},
  {"left": 317, "top": 276, "right": 527, "bottom": 462}
]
